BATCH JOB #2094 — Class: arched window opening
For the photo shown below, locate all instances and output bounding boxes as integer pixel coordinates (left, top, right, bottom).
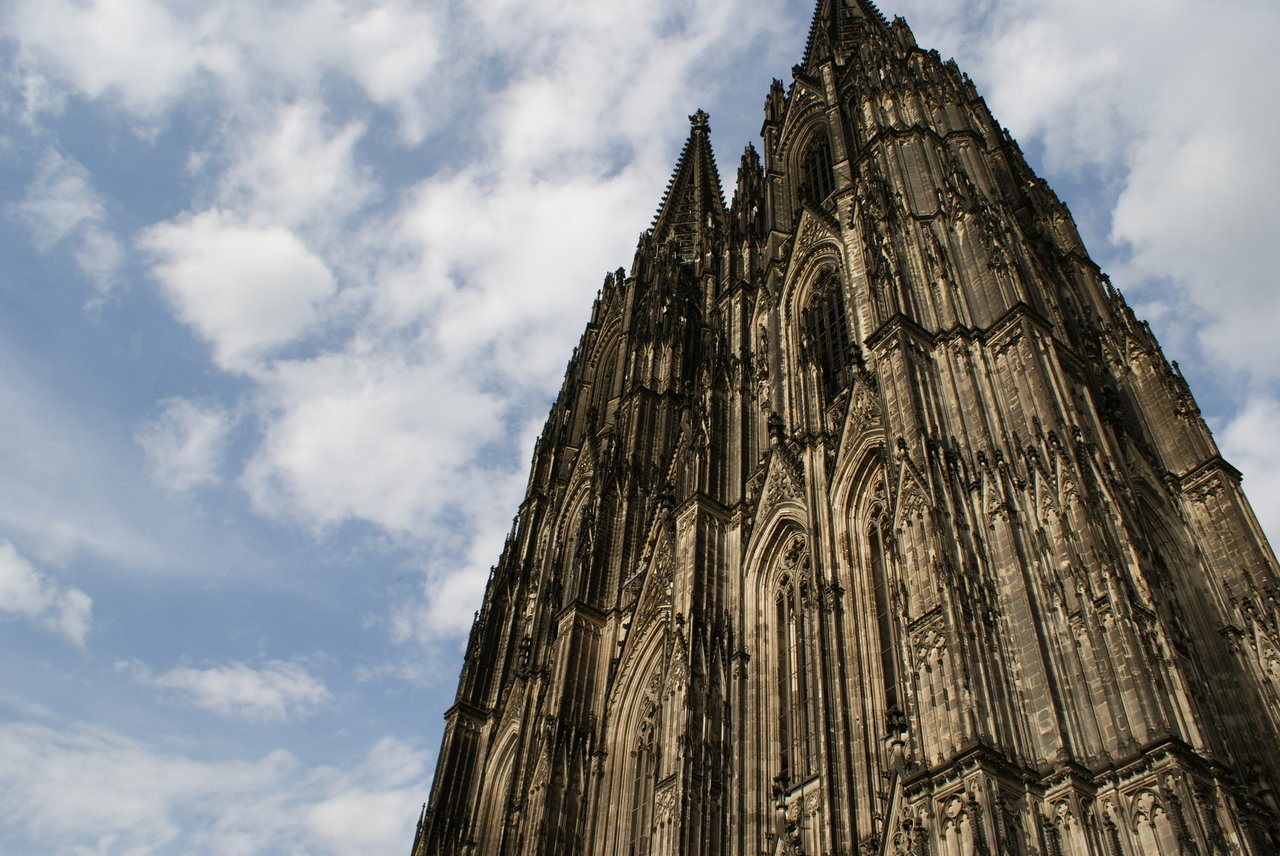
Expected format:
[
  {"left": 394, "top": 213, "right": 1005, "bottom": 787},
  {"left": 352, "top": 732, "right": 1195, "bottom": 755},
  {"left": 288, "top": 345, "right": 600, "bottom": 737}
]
[
  {"left": 775, "top": 586, "right": 793, "bottom": 783},
  {"left": 798, "top": 130, "right": 835, "bottom": 206},
  {"left": 868, "top": 512, "right": 901, "bottom": 727},
  {"left": 628, "top": 699, "right": 661, "bottom": 855},
  {"left": 476, "top": 735, "right": 517, "bottom": 853},
  {"left": 774, "top": 561, "right": 817, "bottom": 787},
  {"left": 802, "top": 272, "right": 856, "bottom": 401}
]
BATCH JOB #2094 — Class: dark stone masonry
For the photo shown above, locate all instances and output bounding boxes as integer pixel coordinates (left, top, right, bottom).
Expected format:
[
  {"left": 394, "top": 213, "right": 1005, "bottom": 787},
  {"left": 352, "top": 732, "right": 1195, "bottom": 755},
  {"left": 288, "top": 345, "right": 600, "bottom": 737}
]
[{"left": 413, "top": 2, "right": 1280, "bottom": 853}]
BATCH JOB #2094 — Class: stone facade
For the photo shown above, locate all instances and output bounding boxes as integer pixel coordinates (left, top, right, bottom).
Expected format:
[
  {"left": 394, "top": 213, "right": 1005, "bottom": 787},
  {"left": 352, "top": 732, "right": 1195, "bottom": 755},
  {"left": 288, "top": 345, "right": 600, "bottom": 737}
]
[{"left": 412, "top": 3, "right": 1280, "bottom": 853}]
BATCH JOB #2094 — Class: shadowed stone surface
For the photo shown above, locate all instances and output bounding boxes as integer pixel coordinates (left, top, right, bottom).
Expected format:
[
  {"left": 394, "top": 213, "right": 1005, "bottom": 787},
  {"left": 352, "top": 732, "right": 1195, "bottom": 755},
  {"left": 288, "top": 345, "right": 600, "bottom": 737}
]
[{"left": 413, "top": 3, "right": 1280, "bottom": 853}]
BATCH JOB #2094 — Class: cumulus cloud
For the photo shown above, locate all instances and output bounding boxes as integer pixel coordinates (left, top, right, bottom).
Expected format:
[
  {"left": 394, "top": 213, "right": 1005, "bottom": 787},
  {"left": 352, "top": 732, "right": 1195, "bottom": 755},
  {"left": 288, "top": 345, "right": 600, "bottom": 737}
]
[
  {"left": 215, "top": 101, "right": 375, "bottom": 234},
  {"left": 123, "top": 659, "right": 332, "bottom": 723},
  {"left": 341, "top": 2, "right": 443, "bottom": 142},
  {"left": 241, "top": 348, "right": 508, "bottom": 534},
  {"left": 10, "top": 149, "right": 123, "bottom": 294},
  {"left": 0, "top": 540, "right": 91, "bottom": 646},
  {"left": 1217, "top": 396, "right": 1280, "bottom": 546},
  {"left": 9, "top": 0, "right": 443, "bottom": 130},
  {"left": 9, "top": 0, "right": 798, "bottom": 562},
  {"left": 9, "top": 0, "right": 206, "bottom": 119},
  {"left": 0, "top": 720, "right": 429, "bottom": 855},
  {"left": 135, "top": 398, "right": 234, "bottom": 495},
  {"left": 140, "top": 212, "right": 337, "bottom": 372}
]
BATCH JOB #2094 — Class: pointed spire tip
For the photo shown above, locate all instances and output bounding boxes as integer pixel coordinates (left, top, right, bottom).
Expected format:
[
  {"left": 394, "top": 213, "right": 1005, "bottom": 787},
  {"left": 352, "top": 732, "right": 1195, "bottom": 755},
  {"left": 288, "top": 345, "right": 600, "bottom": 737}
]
[{"left": 689, "top": 109, "right": 710, "bottom": 132}]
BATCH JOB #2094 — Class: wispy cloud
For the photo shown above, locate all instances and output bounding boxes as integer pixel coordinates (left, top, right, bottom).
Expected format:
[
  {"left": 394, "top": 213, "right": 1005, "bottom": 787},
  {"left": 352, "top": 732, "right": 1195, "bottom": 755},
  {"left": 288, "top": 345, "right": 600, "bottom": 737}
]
[
  {"left": 0, "top": 721, "right": 428, "bottom": 855},
  {"left": 122, "top": 659, "right": 332, "bottom": 723},
  {"left": 135, "top": 398, "right": 235, "bottom": 495},
  {"left": 0, "top": 540, "right": 91, "bottom": 646},
  {"left": 8, "top": 0, "right": 446, "bottom": 129},
  {"left": 10, "top": 149, "right": 123, "bottom": 296}
]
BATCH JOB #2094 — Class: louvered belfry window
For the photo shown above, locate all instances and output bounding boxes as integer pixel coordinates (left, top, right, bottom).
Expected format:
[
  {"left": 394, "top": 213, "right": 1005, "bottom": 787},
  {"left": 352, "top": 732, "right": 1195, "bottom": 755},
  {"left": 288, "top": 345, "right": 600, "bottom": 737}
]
[
  {"left": 798, "top": 129, "right": 835, "bottom": 206},
  {"left": 802, "top": 272, "right": 854, "bottom": 401}
]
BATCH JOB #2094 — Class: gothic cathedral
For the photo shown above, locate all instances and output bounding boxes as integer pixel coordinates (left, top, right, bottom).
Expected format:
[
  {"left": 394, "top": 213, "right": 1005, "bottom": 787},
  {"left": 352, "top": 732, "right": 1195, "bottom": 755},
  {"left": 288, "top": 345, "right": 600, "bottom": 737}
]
[{"left": 412, "top": 2, "right": 1280, "bottom": 853}]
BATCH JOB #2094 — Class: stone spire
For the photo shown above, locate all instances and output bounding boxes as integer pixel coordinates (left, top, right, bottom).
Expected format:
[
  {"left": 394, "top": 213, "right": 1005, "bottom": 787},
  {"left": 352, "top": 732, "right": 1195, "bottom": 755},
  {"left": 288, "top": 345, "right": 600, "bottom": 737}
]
[
  {"left": 801, "top": 0, "right": 889, "bottom": 67},
  {"left": 650, "top": 109, "right": 727, "bottom": 262}
]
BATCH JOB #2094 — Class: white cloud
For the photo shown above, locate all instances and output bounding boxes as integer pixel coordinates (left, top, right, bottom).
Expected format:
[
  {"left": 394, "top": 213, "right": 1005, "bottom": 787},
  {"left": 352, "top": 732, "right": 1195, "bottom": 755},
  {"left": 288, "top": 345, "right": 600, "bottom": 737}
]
[
  {"left": 1217, "top": 396, "right": 1280, "bottom": 547},
  {"left": 9, "top": 0, "right": 444, "bottom": 139},
  {"left": 10, "top": 0, "right": 799, "bottom": 578},
  {"left": 12, "top": 151, "right": 104, "bottom": 249},
  {"left": 306, "top": 736, "right": 432, "bottom": 854},
  {"left": 124, "top": 659, "right": 332, "bottom": 723},
  {"left": 20, "top": 0, "right": 1276, "bottom": 662},
  {"left": 0, "top": 540, "right": 91, "bottom": 646},
  {"left": 0, "top": 720, "right": 429, "bottom": 855},
  {"left": 342, "top": 2, "right": 443, "bottom": 143},
  {"left": 135, "top": 398, "right": 234, "bottom": 495},
  {"left": 140, "top": 212, "right": 338, "bottom": 372},
  {"left": 242, "top": 348, "right": 507, "bottom": 536},
  {"left": 11, "top": 149, "right": 123, "bottom": 293},
  {"left": 9, "top": 0, "right": 206, "bottom": 119},
  {"left": 216, "top": 101, "right": 374, "bottom": 234}
]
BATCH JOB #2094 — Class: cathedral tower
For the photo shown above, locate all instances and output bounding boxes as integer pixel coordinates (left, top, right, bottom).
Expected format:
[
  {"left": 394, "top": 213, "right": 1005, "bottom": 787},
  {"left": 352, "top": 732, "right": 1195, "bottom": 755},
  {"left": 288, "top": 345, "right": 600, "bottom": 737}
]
[{"left": 413, "top": 2, "right": 1280, "bottom": 853}]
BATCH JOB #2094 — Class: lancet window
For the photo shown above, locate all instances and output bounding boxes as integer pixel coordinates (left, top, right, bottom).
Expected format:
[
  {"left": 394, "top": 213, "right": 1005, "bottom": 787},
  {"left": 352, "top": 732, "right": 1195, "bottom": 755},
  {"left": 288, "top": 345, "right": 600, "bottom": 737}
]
[
  {"left": 773, "top": 537, "right": 817, "bottom": 786},
  {"left": 798, "top": 129, "right": 835, "bottom": 206},
  {"left": 801, "top": 271, "right": 855, "bottom": 401},
  {"left": 627, "top": 691, "right": 662, "bottom": 854},
  {"left": 867, "top": 510, "right": 900, "bottom": 722}
]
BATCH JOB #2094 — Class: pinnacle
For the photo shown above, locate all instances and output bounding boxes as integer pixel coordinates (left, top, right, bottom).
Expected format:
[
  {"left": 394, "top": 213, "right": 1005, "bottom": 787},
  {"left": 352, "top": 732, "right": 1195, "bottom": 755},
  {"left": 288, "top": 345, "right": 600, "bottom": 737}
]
[
  {"left": 650, "top": 108, "right": 727, "bottom": 260},
  {"left": 801, "top": 0, "right": 889, "bottom": 68}
]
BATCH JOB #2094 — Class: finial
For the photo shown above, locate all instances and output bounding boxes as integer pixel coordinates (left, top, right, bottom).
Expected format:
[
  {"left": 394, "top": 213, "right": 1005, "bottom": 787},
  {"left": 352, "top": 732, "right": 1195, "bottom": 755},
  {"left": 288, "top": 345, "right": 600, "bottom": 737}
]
[{"left": 689, "top": 109, "right": 710, "bottom": 131}]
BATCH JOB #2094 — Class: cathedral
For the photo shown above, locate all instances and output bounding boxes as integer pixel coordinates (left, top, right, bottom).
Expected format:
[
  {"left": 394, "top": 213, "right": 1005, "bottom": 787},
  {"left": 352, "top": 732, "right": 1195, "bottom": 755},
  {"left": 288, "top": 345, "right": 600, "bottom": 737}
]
[{"left": 412, "top": 2, "right": 1280, "bottom": 853}]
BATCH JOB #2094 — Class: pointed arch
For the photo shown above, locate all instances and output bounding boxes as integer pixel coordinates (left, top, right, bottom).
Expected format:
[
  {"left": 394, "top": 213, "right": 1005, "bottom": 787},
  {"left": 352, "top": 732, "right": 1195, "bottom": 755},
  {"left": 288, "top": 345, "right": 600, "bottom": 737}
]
[
  {"left": 602, "top": 622, "right": 670, "bottom": 856},
  {"left": 743, "top": 518, "right": 820, "bottom": 802},
  {"left": 777, "top": 254, "right": 856, "bottom": 427},
  {"left": 833, "top": 444, "right": 904, "bottom": 735},
  {"left": 555, "top": 476, "right": 596, "bottom": 606},
  {"left": 474, "top": 723, "right": 521, "bottom": 853},
  {"left": 800, "top": 268, "right": 856, "bottom": 402},
  {"left": 798, "top": 127, "right": 836, "bottom": 206},
  {"left": 589, "top": 330, "right": 624, "bottom": 421},
  {"left": 773, "top": 556, "right": 818, "bottom": 785},
  {"left": 780, "top": 246, "right": 844, "bottom": 330},
  {"left": 1132, "top": 789, "right": 1180, "bottom": 856}
]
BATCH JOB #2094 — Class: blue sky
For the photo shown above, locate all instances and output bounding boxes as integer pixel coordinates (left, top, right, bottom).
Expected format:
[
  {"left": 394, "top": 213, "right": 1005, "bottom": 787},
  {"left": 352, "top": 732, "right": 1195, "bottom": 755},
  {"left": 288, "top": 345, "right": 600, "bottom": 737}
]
[{"left": 1, "top": 1, "right": 1278, "bottom": 853}]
